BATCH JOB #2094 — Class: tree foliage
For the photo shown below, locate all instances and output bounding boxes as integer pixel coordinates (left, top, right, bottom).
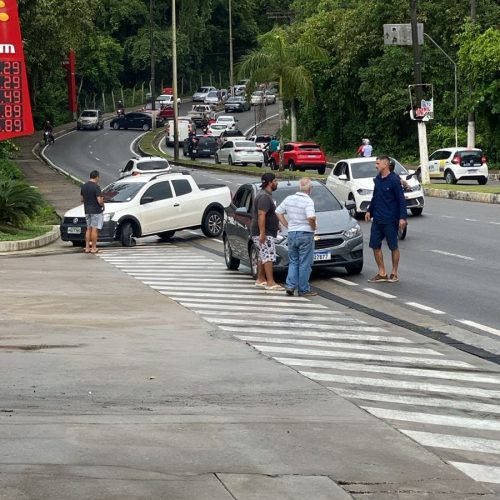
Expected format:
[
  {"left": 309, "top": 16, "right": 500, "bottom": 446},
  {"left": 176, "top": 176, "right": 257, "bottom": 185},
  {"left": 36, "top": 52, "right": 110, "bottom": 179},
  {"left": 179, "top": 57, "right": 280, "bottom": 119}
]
[{"left": 0, "top": 179, "right": 44, "bottom": 228}]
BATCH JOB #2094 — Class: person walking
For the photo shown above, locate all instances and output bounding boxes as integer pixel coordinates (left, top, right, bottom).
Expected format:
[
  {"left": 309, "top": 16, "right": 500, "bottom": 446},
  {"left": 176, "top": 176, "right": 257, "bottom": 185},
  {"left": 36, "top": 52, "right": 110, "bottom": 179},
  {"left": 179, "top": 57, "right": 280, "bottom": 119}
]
[
  {"left": 250, "top": 172, "right": 283, "bottom": 291},
  {"left": 81, "top": 170, "right": 104, "bottom": 254},
  {"left": 365, "top": 156, "right": 407, "bottom": 283},
  {"left": 362, "top": 139, "right": 373, "bottom": 157},
  {"left": 276, "top": 178, "right": 317, "bottom": 297}
]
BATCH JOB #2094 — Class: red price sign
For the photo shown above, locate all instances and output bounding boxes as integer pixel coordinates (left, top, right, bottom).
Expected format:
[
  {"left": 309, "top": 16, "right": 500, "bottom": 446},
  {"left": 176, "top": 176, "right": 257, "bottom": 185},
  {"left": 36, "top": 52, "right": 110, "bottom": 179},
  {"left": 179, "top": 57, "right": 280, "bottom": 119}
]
[{"left": 0, "top": 0, "right": 34, "bottom": 139}]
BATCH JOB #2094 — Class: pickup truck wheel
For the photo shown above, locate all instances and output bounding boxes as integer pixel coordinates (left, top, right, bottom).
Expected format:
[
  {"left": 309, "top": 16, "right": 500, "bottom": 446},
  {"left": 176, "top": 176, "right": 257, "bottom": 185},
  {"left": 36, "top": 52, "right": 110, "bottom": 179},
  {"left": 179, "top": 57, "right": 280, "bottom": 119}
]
[
  {"left": 228, "top": 156, "right": 233, "bottom": 166},
  {"left": 142, "top": 123, "right": 151, "bottom": 131},
  {"left": 158, "top": 230, "right": 175, "bottom": 240},
  {"left": 215, "top": 153, "right": 221, "bottom": 164},
  {"left": 201, "top": 209, "right": 223, "bottom": 238},
  {"left": 345, "top": 260, "right": 363, "bottom": 275},
  {"left": 249, "top": 244, "right": 259, "bottom": 279},
  {"left": 288, "top": 160, "right": 296, "bottom": 171},
  {"left": 224, "top": 237, "right": 240, "bottom": 270},
  {"left": 120, "top": 222, "right": 136, "bottom": 247},
  {"left": 113, "top": 122, "right": 120, "bottom": 130}
]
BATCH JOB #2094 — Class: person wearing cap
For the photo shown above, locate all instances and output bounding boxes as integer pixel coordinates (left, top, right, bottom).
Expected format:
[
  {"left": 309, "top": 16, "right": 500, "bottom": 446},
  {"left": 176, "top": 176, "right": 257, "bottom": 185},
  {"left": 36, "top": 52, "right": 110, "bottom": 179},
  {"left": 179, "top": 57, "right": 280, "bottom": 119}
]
[{"left": 250, "top": 173, "right": 283, "bottom": 290}]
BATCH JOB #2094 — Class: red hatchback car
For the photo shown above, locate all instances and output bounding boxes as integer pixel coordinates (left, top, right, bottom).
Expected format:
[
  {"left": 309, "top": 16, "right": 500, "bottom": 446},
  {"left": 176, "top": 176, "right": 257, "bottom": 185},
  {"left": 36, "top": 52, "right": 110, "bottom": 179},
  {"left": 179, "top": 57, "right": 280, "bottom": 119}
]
[{"left": 269, "top": 142, "right": 327, "bottom": 174}]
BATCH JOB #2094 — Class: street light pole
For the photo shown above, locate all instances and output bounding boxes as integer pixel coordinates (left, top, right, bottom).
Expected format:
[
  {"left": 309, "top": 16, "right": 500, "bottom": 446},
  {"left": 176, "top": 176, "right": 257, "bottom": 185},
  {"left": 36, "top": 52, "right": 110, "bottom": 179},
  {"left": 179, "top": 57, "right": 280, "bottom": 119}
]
[
  {"left": 229, "top": 0, "right": 234, "bottom": 95},
  {"left": 150, "top": 0, "right": 156, "bottom": 132},
  {"left": 423, "top": 32, "right": 458, "bottom": 147},
  {"left": 172, "top": 0, "right": 179, "bottom": 161}
]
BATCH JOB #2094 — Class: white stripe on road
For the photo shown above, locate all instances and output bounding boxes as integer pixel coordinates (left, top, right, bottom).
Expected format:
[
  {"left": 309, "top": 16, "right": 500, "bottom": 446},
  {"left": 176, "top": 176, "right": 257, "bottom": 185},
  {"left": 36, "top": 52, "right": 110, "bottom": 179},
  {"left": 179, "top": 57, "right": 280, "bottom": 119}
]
[
  {"left": 122, "top": 268, "right": 227, "bottom": 273},
  {"left": 400, "top": 430, "right": 500, "bottom": 455},
  {"left": 253, "top": 345, "right": 472, "bottom": 367},
  {"left": 199, "top": 312, "right": 364, "bottom": 323},
  {"left": 273, "top": 358, "right": 499, "bottom": 384},
  {"left": 364, "top": 288, "right": 397, "bottom": 299},
  {"left": 405, "top": 302, "right": 446, "bottom": 315},
  {"left": 114, "top": 264, "right": 226, "bottom": 268},
  {"left": 179, "top": 303, "right": 332, "bottom": 313},
  {"left": 303, "top": 371, "right": 500, "bottom": 398},
  {"left": 132, "top": 276, "right": 253, "bottom": 282},
  {"left": 130, "top": 273, "right": 251, "bottom": 279},
  {"left": 464, "top": 218, "right": 479, "bottom": 222},
  {"left": 361, "top": 407, "right": 500, "bottom": 432},
  {"left": 458, "top": 320, "right": 500, "bottom": 338},
  {"left": 488, "top": 222, "right": 500, "bottom": 226},
  {"left": 164, "top": 295, "right": 309, "bottom": 306},
  {"left": 151, "top": 285, "right": 272, "bottom": 294},
  {"left": 332, "top": 278, "right": 358, "bottom": 286},
  {"left": 236, "top": 337, "right": 441, "bottom": 355},
  {"left": 430, "top": 249, "right": 475, "bottom": 261},
  {"left": 449, "top": 463, "right": 500, "bottom": 484},
  {"left": 163, "top": 292, "right": 308, "bottom": 301},
  {"left": 332, "top": 389, "right": 500, "bottom": 415}
]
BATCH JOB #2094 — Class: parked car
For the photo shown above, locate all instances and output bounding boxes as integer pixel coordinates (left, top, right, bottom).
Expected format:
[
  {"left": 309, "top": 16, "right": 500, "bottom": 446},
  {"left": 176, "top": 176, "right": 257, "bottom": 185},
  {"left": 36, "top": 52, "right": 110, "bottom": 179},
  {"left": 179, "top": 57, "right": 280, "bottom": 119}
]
[
  {"left": 269, "top": 142, "right": 327, "bottom": 174},
  {"left": 250, "top": 91, "right": 266, "bottom": 106},
  {"left": 207, "top": 123, "right": 228, "bottom": 137},
  {"left": 216, "top": 115, "right": 237, "bottom": 130},
  {"left": 232, "top": 84, "right": 247, "bottom": 96},
  {"left": 192, "top": 86, "right": 216, "bottom": 102},
  {"left": 247, "top": 134, "right": 272, "bottom": 150},
  {"left": 182, "top": 135, "right": 218, "bottom": 158},
  {"left": 118, "top": 157, "right": 171, "bottom": 178},
  {"left": 110, "top": 112, "right": 163, "bottom": 131},
  {"left": 217, "top": 129, "right": 245, "bottom": 145},
  {"left": 225, "top": 96, "right": 250, "bottom": 113},
  {"left": 264, "top": 90, "right": 276, "bottom": 105},
  {"left": 77, "top": 109, "right": 104, "bottom": 130},
  {"left": 214, "top": 140, "right": 264, "bottom": 167},
  {"left": 326, "top": 157, "right": 425, "bottom": 217},
  {"left": 223, "top": 180, "right": 364, "bottom": 276},
  {"left": 418, "top": 147, "right": 488, "bottom": 185},
  {"left": 60, "top": 172, "right": 231, "bottom": 247}
]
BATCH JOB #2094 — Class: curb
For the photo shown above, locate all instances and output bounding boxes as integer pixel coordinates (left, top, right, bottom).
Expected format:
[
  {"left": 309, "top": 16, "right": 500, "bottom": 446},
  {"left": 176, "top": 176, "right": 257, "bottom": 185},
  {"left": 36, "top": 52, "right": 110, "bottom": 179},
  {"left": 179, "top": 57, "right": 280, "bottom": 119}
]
[
  {"left": 0, "top": 225, "right": 60, "bottom": 253},
  {"left": 424, "top": 187, "right": 500, "bottom": 204}
]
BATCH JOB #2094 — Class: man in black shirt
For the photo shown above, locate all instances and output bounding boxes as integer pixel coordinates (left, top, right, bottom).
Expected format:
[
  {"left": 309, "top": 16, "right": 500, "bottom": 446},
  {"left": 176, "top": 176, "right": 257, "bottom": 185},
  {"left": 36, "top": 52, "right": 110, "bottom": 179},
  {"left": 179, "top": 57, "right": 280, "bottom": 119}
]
[
  {"left": 250, "top": 173, "right": 283, "bottom": 290},
  {"left": 80, "top": 170, "right": 104, "bottom": 254}
]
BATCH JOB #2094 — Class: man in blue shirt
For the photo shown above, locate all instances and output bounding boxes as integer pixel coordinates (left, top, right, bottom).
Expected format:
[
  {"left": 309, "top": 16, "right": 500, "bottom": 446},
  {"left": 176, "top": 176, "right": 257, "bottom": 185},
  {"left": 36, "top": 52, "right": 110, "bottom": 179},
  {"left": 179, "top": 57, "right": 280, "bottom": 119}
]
[{"left": 365, "top": 156, "right": 407, "bottom": 283}]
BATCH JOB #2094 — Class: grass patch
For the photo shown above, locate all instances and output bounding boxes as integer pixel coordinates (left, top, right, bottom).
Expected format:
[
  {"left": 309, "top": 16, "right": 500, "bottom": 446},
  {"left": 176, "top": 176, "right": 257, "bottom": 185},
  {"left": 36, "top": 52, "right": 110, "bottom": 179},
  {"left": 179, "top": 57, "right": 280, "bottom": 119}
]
[
  {"left": 425, "top": 183, "right": 500, "bottom": 193},
  {"left": 0, "top": 224, "right": 53, "bottom": 241}
]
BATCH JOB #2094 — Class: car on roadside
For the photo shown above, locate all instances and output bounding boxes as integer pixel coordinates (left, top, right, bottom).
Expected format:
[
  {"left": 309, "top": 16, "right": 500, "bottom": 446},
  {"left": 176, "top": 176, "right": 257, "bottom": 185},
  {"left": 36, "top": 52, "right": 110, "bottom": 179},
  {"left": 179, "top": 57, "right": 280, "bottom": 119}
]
[
  {"left": 216, "top": 115, "right": 237, "bottom": 130},
  {"left": 77, "top": 109, "right": 104, "bottom": 130},
  {"left": 418, "top": 147, "right": 488, "bottom": 185},
  {"left": 232, "top": 84, "right": 247, "bottom": 96},
  {"left": 326, "top": 157, "right": 425, "bottom": 217},
  {"left": 247, "top": 134, "right": 272, "bottom": 151},
  {"left": 207, "top": 123, "right": 228, "bottom": 137},
  {"left": 110, "top": 112, "right": 163, "bottom": 131},
  {"left": 217, "top": 128, "right": 245, "bottom": 145},
  {"left": 204, "top": 90, "right": 223, "bottom": 106},
  {"left": 264, "top": 90, "right": 276, "bottom": 105},
  {"left": 223, "top": 180, "right": 364, "bottom": 277},
  {"left": 224, "top": 96, "right": 250, "bottom": 113},
  {"left": 60, "top": 172, "right": 231, "bottom": 247},
  {"left": 182, "top": 135, "right": 218, "bottom": 158},
  {"left": 192, "top": 86, "right": 216, "bottom": 102},
  {"left": 155, "top": 94, "right": 181, "bottom": 106},
  {"left": 215, "top": 140, "right": 264, "bottom": 167},
  {"left": 269, "top": 142, "right": 327, "bottom": 174},
  {"left": 250, "top": 91, "right": 266, "bottom": 106},
  {"left": 118, "top": 157, "right": 171, "bottom": 178}
]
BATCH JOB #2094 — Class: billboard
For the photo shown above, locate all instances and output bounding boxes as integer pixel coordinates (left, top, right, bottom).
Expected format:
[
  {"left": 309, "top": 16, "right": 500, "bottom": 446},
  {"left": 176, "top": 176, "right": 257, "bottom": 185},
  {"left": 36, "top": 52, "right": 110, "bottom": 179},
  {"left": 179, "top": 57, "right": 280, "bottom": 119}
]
[{"left": 0, "top": 0, "right": 34, "bottom": 140}]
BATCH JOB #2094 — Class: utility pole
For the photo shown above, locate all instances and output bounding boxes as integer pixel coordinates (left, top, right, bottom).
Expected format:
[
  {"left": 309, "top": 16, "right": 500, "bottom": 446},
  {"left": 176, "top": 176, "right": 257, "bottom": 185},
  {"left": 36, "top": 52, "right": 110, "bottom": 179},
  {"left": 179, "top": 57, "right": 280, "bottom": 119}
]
[
  {"left": 150, "top": 0, "right": 156, "bottom": 131},
  {"left": 229, "top": 0, "right": 234, "bottom": 95},
  {"left": 172, "top": 0, "right": 179, "bottom": 161},
  {"left": 410, "top": 0, "right": 429, "bottom": 183},
  {"left": 467, "top": 0, "right": 476, "bottom": 148}
]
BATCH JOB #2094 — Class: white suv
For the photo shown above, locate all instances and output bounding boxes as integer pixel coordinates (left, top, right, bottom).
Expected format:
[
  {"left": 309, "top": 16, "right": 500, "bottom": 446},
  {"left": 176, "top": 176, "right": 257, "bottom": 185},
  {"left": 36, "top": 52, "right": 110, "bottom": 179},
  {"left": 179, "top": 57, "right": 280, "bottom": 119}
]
[
  {"left": 420, "top": 147, "right": 488, "bottom": 185},
  {"left": 118, "top": 157, "right": 171, "bottom": 178}
]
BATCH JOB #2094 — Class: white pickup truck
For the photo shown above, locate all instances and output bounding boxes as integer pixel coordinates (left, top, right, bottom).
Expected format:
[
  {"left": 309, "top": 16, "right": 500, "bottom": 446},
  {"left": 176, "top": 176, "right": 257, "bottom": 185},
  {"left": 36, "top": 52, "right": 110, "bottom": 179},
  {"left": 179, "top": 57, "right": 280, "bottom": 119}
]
[{"left": 60, "top": 172, "right": 231, "bottom": 247}]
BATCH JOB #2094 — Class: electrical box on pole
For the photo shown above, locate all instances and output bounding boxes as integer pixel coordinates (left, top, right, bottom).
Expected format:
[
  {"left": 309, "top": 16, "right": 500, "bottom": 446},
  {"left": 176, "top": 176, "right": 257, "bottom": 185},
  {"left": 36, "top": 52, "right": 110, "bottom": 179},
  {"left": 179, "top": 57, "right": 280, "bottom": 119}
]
[{"left": 383, "top": 24, "right": 423, "bottom": 46}]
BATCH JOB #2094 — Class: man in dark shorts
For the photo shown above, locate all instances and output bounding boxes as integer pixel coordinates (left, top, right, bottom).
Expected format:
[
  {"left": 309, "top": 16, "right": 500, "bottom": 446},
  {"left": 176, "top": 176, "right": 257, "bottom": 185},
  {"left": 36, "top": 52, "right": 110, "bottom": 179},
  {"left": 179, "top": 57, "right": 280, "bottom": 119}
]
[
  {"left": 250, "top": 172, "right": 283, "bottom": 290},
  {"left": 80, "top": 170, "right": 104, "bottom": 254},
  {"left": 365, "top": 156, "right": 407, "bottom": 283}
]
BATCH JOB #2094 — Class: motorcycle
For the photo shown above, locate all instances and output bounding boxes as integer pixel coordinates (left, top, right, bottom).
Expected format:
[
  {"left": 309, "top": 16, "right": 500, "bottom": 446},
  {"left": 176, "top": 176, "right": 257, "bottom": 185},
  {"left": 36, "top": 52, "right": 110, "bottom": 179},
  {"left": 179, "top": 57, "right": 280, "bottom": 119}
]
[
  {"left": 43, "top": 130, "right": 55, "bottom": 146},
  {"left": 117, "top": 108, "right": 125, "bottom": 117}
]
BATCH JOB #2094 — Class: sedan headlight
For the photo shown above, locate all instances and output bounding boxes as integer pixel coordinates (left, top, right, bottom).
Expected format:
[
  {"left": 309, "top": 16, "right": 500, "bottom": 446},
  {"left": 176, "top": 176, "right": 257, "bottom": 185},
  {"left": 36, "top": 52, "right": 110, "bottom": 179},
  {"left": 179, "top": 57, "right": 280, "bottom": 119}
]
[
  {"left": 343, "top": 224, "right": 362, "bottom": 239},
  {"left": 409, "top": 184, "right": 422, "bottom": 192},
  {"left": 357, "top": 188, "right": 373, "bottom": 195},
  {"left": 103, "top": 212, "right": 114, "bottom": 222}
]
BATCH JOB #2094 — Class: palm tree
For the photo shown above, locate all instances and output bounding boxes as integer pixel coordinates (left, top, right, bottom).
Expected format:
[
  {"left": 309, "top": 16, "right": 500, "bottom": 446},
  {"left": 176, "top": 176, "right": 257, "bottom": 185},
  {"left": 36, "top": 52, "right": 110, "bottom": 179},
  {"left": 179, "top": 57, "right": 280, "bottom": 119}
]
[{"left": 238, "top": 27, "right": 328, "bottom": 153}]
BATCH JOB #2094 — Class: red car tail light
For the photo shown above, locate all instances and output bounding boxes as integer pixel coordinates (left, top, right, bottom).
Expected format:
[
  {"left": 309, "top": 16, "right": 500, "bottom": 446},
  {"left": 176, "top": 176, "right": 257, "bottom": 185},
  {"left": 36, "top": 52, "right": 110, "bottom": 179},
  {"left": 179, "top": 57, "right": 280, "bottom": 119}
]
[{"left": 451, "top": 155, "right": 461, "bottom": 165}]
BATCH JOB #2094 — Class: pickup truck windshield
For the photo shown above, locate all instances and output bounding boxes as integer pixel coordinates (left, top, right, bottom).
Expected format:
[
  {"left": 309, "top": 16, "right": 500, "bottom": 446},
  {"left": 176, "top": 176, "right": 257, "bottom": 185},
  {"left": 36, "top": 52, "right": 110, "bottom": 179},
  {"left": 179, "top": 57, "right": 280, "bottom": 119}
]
[
  {"left": 103, "top": 182, "right": 146, "bottom": 202},
  {"left": 274, "top": 184, "right": 342, "bottom": 212}
]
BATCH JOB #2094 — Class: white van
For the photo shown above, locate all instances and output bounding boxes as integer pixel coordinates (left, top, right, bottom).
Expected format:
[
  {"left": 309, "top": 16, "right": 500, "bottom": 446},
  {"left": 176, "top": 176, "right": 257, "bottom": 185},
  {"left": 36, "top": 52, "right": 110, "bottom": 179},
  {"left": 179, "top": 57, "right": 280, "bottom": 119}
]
[{"left": 166, "top": 116, "right": 194, "bottom": 146}]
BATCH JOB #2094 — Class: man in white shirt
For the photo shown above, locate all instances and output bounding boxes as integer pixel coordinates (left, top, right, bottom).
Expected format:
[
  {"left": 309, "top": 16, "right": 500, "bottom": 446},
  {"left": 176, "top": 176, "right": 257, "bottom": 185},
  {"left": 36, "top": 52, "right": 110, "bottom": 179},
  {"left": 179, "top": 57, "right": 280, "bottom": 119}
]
[{"left": 276, "top": 178, "right": 317, "bottom": 297}]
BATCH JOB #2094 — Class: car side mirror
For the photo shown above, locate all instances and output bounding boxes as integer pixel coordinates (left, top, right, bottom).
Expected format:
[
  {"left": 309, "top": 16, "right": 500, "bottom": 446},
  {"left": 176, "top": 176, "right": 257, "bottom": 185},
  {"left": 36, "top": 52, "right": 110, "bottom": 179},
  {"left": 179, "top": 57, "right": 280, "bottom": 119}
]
[
  {"left": 118, "top": 168, "right": 124, "bottom": 173},
  {"left": 345, "top": 200, "right": 356, "bottom": 211},
  {"left": 140, "top": 196, "right": 154, "bottom": 205},
  {"left": 339, "top": 174, "right": 348, "bottom": 181},
  {"left": 235, "top": 206, "right": 249, "bottom": 215}
]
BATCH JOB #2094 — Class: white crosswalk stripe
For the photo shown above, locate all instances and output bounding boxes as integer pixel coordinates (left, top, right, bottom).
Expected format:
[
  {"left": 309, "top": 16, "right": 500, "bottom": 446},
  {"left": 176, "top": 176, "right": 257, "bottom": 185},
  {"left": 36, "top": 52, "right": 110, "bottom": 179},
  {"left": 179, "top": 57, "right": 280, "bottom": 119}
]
[{"left": 99, "top": 245, "right": 500, "bottom": 486}]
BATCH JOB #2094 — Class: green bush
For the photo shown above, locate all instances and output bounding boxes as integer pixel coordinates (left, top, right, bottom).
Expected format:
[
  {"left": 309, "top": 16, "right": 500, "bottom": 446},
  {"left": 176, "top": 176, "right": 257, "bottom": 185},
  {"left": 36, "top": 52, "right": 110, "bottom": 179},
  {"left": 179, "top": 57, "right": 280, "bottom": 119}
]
[
  {"left": 0, "top": 179, "right": 44, "bottom": 228},
  {"left": 0, "top": 140, "right": 19, "bottom": 160},
  {"left": 0, "top": 159, "right": 24, "bottom": 181}
]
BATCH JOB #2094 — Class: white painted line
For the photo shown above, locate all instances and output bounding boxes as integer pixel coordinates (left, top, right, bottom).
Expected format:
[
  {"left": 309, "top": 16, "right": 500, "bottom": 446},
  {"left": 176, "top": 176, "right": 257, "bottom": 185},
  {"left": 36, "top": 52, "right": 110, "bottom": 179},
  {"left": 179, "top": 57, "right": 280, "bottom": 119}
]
[
  {"left": 458, "top": 320, "right": 500, "bottom": 338},
  {"left": 103, "top": 258, "right": 214, "bottom": 262},
  {"left": 273, "top": 358, "right": 497, "bottom": 383},
  {"left": 364, "top": 288, "right": 397, "bottom": 299},
  {"left": 150, "top": 285, "right": 267, "bottom": 293},
  {"left": 164, "top": 291, "right": 307, "bottom": 300},
  {"left": 449, "top": 462, "right": 500, "bottom": 484},
  {"left": 400, "top": 430, "right": 500, "bottom": 455},
  {"left": 332, "top": 278, "right": 358, "bottom": 286},
  {"left": 488, "top": 222, "right": 500, "bottom": 226},
  {"left": 253, "top": 345, "right": 472, "bottom": 368},
  {"left": 464, "top": 218, "right": 479, "bottom": 222},
  {"left": 129, "top": 273, "right": 250, "bottom": 279},
  {"left": 134, "top": 277, "right": 253, "bottom": 283},
  {"left": 164, "top": 295, "right": 308, "bottom": 306},
  {"left": 95, "top": 157, "right": 101, "bottom": 161},
  {"left": 430, "top": 249, "right": 475, "bottom": 261},
  {"left": 303, "top": 372, "right": 499, "bottom": 398},
  {"left": 179, "top": 303, "right": 331, "bottom": 313},
  {"left": 113, "top": 264, "right": 225, "bottom": 268},
  {"left": 332, "top": 389, "right": 500, "bottom": 415},
  {"left": 361, "top": 407, "right": 500, "bottom": 432},
  {"left": 405, "top": 302, "right": 446, "bottom": 315},
  {"left": 119, "top": 267, "right": 227, "bottom": 273},
  {"left": 215, "top": 319, "right": 387, "bottom": 333},
  {"left": 200, "top": 312, "right": 363, "bottom": 323},
  {"left": 440, "top": 215, "right": 455, "bottom": 219},
  {"left": 237, "top": 337, "right": 440, "bottom": 355}
]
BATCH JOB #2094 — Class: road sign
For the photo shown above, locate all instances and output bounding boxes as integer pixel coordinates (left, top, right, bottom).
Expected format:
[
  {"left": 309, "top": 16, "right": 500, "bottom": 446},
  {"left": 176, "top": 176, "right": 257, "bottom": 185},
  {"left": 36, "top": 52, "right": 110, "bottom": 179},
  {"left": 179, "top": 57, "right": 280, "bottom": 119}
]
[
  {"left": 409, "top": 84, "right": 434, "bottom": 121},
  {"left": 383, "top": 23, "right": 423, "bottom": 46},
  {"left": 0, "top": 0, "right": 34, "bottom": 140}
]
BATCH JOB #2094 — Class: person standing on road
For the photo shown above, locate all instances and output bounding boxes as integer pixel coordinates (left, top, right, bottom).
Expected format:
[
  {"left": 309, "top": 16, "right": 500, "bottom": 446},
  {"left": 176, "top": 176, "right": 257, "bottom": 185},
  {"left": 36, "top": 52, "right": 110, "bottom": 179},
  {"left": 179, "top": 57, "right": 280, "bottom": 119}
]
[
  {"left": 365, "top": 156, "right": 407, "bottom": 283},
  {"left": 276, "top": 178, "right": 317, "bottom": 297},
  {"left": 81, "top": 170, "right": 104, "bottom": 254},
  {"left": 362, "top": 139, "right": 373, "bottom": 157},
  {"left": 250, "top": 173, "right": 283, "bottom": 291}
]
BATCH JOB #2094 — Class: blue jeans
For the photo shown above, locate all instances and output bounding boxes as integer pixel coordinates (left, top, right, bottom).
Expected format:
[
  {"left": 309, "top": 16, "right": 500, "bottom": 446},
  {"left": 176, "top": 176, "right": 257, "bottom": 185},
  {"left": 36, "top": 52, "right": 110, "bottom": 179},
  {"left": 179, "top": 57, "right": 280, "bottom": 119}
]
[{"left": 286, "top": 231, "right": 314, "bottom": 294}]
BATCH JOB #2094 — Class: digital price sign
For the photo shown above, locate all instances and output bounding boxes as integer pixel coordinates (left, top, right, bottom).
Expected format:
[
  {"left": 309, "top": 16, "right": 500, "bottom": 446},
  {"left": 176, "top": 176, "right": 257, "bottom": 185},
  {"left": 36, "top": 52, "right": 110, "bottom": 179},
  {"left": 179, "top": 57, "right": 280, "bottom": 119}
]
[{"left": 0, "top": 0, "right": 34, "bottom": 140}]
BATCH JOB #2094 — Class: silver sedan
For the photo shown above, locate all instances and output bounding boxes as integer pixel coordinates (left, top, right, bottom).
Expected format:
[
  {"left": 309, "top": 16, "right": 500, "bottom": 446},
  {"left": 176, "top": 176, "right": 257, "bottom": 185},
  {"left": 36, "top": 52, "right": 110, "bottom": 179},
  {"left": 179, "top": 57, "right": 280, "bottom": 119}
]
[{"left": 215, "top": 140, "right": 265, "bottom": 167}]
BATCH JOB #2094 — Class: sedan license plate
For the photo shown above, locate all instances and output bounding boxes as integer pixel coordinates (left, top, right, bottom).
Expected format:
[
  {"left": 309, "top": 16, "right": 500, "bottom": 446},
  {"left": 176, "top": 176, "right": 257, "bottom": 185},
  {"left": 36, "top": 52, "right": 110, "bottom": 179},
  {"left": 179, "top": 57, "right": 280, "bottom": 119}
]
[
  {"left": 67, "top": 227, "right": 81, "bottom": 234},
  {"left": 468, "top": 169, "right": 478, "bottom": 173},
  {"left": 314, "top": 251, "right": 331, "bottom": 261}
]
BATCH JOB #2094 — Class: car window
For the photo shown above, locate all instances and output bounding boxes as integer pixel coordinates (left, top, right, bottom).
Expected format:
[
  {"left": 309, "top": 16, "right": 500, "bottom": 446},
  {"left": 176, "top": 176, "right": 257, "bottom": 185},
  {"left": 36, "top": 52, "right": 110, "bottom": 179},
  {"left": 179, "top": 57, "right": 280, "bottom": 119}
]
[
  {"left": 460, "top": 151, "right": 482, "bottom": 163},
  {"left": 223, "top": 141, "right": 233, "bottom": 149},
  {"left": 255, "top": 135, "right": 271, "bottom": 143},
  {"left": 333, "top": 163, "right": 344, "bottom": 177},
  {"left": 172, "top": 179, "right": 192, "bottom": 197},
  {"left": 198, "top": 137, "right": 216, "bottom": 147},
  {"left": 284, "top": 144, "right": 293, "bottom": 152},
  {"left": 141, "top": 181, "right": 173, "bottom": 202},
  {"left": 274, "top": 184, "right": 342, "bottom": 212},
  {"left": 124, "top": 160, "right": 134, "bottom": 172},
  {"left": 81, "top": 111, "right": 97, "bottom": 117},
  {"left": 138, "top": 160, "right": 169, "bottom": 171},
  {"left": 103, "top": 181, "right": 146, "bottom": 202},
  {"left": 298, "top": 145, "right": 321, "bottom": 151},
  {"left": 233, "top": 187, "right": 250, "bottom": 209},
  {"left": 235, "top": 141, "right": 257, "bottom": 148},
  {"left": 207, "top": 91, "right": 218, "bottom": 97}
]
